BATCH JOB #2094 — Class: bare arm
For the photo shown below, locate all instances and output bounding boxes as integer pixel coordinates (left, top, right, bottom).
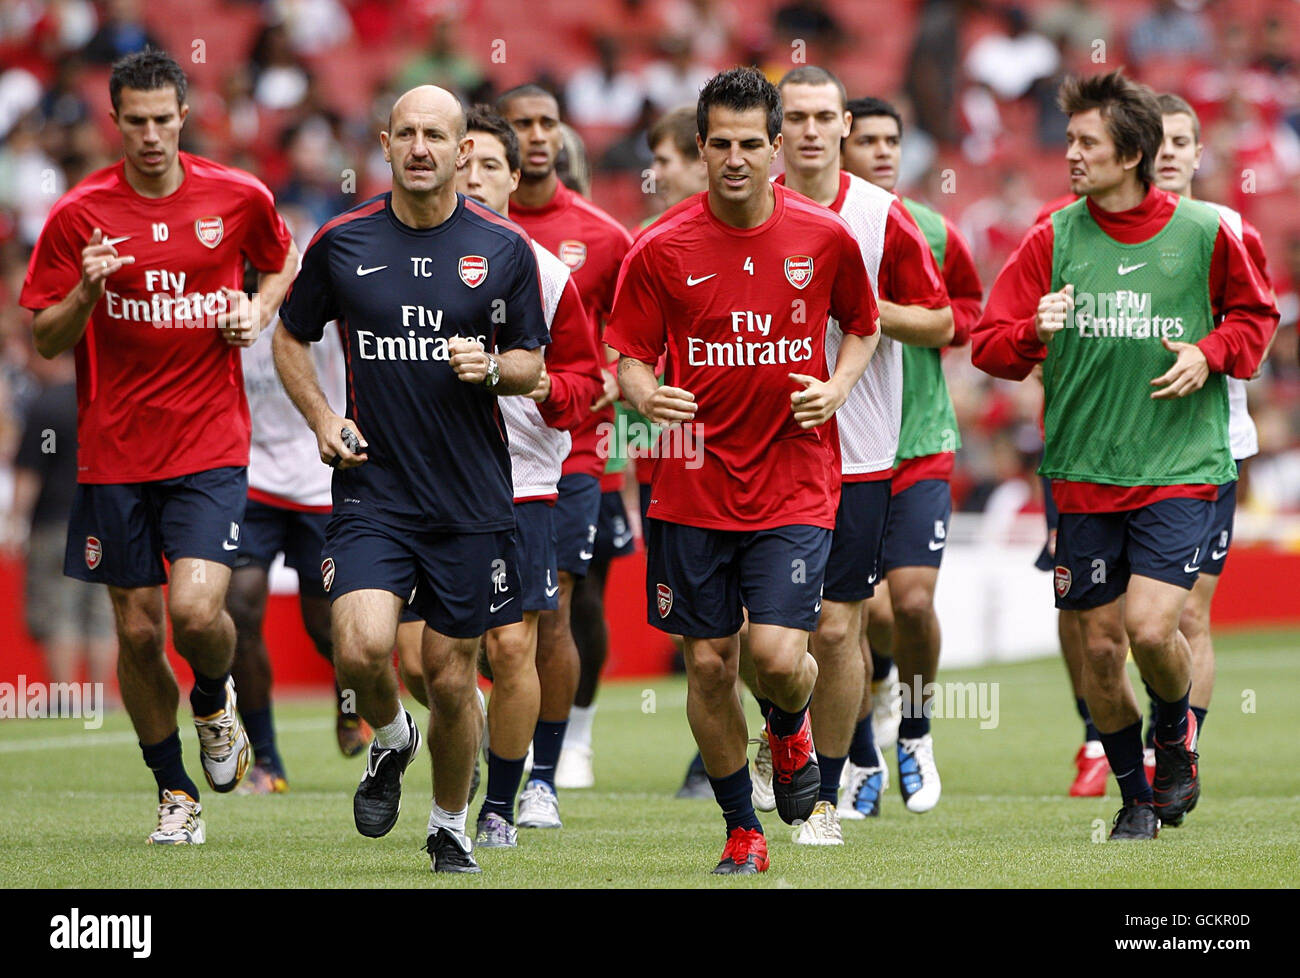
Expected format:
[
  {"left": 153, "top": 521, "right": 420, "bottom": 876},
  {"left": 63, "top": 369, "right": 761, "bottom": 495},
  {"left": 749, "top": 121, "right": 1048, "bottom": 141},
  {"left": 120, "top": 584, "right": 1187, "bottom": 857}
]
[
  {"left": 789, "top": 330, "right": 879, "bottom": 429},
  {"left": 878, "top": 301, "right": 954, "bottom": 347},
  {"left": 32, "top": 227, "right": 135, "bottom": 359},
  {"left": 3, "top": 468, "right": 40, "bottom": 554},
  {"left": 272, "top": 324, "right": 368, "bottom": 467},
  {"left": 617, "top": 355, "right": 696, "bottom": 424},
  {"left": 216, "top": 238, "right": 301, "bottom": 348}
]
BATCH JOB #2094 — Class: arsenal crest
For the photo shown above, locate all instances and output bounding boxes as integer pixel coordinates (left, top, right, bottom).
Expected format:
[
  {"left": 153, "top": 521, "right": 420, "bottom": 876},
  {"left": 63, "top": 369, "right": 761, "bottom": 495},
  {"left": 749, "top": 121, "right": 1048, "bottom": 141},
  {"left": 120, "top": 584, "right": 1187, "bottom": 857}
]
[
  {"left": 785, "top": 255, "right": 814, "bottom": 290},
  {"left": 1054, "top": 565, "right": 1071, "bottom": 598},
  {"left": 85, "top": 536, "right": 102, "bottom": 570},
  {"left": 558, "top": 240, "right": 587, "bottom": 270},
  {"left": 656, "top": 583, "right": 673, "bottom": 619},
  {"left": 1158, "top": 247, "right": 1184, "bottom": 278},
  {"left": 459, "top": 255, "right": 488, "bottom": 288},
  {"left": 194, "top": 216, "right": 224, "bottom": 249},
  {"left": 321, "top": 557, "right": 336, "bottom": 592}
]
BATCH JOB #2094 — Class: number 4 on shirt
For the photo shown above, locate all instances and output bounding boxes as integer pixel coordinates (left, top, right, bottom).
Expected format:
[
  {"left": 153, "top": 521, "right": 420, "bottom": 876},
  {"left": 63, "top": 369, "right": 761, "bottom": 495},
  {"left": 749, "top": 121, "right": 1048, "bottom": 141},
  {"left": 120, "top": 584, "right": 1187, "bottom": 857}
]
[{"left": 743, "top": 256, "right": 754, "bottom": 275}]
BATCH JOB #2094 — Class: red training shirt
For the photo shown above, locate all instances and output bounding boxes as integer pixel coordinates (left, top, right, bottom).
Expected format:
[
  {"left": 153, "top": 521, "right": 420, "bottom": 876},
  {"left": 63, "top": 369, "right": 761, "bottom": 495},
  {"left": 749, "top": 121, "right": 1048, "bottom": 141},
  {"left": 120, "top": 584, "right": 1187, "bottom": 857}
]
[
  {"left": 21, "top": 152, "right": 292, "bottom": 484},
  {"left": 605, "top": 184, "right": 880, "bottom": 531}
]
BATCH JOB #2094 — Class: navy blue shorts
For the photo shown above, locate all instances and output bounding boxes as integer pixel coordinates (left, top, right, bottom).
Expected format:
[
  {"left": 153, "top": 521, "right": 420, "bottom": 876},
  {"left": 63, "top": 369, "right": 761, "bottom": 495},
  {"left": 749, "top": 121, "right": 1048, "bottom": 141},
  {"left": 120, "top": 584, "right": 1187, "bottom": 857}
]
[
  {"left": 1035, "top": 475, "right": 1059, "bottom": 572},
  {"left": 64, "top": 466, "right": 248, "bottom": 588},
  {"left": 1201, "top": 479, "right": 1237, "bottom": 577},
  {"left": 645, "top": 520, "right": 832, "bottom": 637},
  {"left": 322, "top": 513, "right": 522, "bottom": 638},
  {"left": 236, "top": 498, "right": 330, "bottom": 594},
  {"left": 498, "top": 499, "right": 558, "bottom": 620},
  {"left": 554, "top": 472, "right": 601, "bottom": 577},
  {"left": 592, "top": 490, "right": 635, "bottom": 565},
  {"left": 1053, "top": 498, "right": 1216, "bottom": 611},
  {"left": 881, "top": 479, "right": 952, "bottom": 573},
  {"left": 639, "top": 482, "right": 652, "bottom": 528},
  {"left": 824, "top": 480, "right": 892, "bottom": 603}
]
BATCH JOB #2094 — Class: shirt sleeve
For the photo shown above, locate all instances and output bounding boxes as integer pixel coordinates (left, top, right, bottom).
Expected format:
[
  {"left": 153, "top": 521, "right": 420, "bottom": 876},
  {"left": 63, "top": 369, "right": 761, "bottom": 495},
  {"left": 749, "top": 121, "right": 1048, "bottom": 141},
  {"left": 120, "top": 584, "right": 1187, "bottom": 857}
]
[
  {"left": 495, "top": 235, "right": 550, "bottom": 354},
  {"left": 19, "top": 204, "right": 83, "bottom": 312},
  {"left": 537, "top": 276, "right": 606, "bottom": 431},
  {"left": 941, "top": 217, "right": 985, "bottom": 347},
  {"left": 278, "top": 229, "right": 338, "bottom": 343},
  {"left": 829, "top": 224, "right": 880, "bottom": 337},
  {"left": 592, "top": 224, "right": 635, "bottom": 325},
  {"left": 879, "top": 201, "right": 948, "bottom": 310},
  {"left": 971, "top": 221, "right": 1054, "bottom": 380},
  {"left": 1240, "top": 218, "right": 1272, "bottom": 289},
  {"left": 1199, "top": 223, "right": 1279, "bottom": 379},
  {"left": 604, "top": 245, "right": 667, "bottom": 364},
  {"left": 239, "top": 180, "right": 293, "bottom": 273}
]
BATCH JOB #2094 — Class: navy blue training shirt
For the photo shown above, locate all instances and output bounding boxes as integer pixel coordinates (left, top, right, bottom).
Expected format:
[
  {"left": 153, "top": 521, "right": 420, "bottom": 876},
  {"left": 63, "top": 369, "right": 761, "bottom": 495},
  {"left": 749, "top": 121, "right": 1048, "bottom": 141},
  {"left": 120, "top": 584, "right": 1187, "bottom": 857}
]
[{"left": 280, "top": 192, "right": 550, "bottom": 533}]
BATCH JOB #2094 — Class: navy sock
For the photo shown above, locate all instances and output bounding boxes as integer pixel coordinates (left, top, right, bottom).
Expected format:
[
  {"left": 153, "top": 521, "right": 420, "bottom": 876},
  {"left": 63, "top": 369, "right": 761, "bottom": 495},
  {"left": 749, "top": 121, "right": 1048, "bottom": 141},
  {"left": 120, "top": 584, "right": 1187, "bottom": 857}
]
[
  {"left": 766, "top": 698, "right": 809, "bottom": 738},
  {"left": 140, "top": 730, "right": 200, "bottom": 802},
  {"left": 530, "top": 719, "right": 566, "bottom": 788},
  {"left": 1191, "top": 705, "right": 1206, "bottom": 737},
  {"left": 189, "top": 670, "right": 229, "bottom": 717},
  {"left": 709, "top": 763, "right": 762, "bottom": 834},
  {"left": 241, "top": 706, "right": 284, "bottom": 775},
  {"left": 898, "top": 689, "right": 930, "bottom": 740},
  {"left": 755, "top": 697, "right": 775, "bottom": 724},
  {"left": 1076, "top": 697, "right": 1101, "bottom": 743},
  {"left": 1143, "top": 683, "right": 1158, "bottom": 748},
  {"left": 1154, "top": 686, "right": 1190, "bottom": 746},
  {"left": 849, "top": 714, "right": 878, "bottom": 767},
  {"left": 870, "top": 648, "right": 893, "bottom": 681},
  {"left": 1098, "top": 721, "right": 1152, "bottom": 804},
  {"left": 479, "top": 750, "right": 526, "bottom": 824},
  {"left": 818, "top": 753, "right": 846, "bottom": 803}
]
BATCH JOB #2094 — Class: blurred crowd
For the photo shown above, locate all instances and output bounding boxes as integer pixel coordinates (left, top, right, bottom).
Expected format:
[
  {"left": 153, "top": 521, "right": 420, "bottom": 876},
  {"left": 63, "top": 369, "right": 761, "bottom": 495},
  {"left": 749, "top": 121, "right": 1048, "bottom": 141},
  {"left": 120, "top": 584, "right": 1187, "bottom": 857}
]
[{"left": 2, "top": 0, "right": 1299, "bottom": 599}]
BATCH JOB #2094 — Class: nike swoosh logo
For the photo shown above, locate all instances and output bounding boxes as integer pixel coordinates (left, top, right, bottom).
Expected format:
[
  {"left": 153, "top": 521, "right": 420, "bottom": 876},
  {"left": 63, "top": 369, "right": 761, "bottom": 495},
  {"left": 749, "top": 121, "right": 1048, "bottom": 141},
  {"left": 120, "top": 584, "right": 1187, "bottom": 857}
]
[
  {"left": 104, "top": 235, "right": 131, "bottom": 247},
  {"left": 1184, "top": 563, "right": 1201, "bottom": 574},
  {"left": 489, "top": 597, "right": 515, "bottom": 613},
  {"left": 928, "top": 540, "right": 945, "bottom": 551},
  {"left": 356, "top": 264, "right": 388, "bottom": 276},
  {"left": 686, "top": 273, "right": 717, "bottom": 286},
  {"left": 1211, "top": 549, "right": 1228, "bottom": 560},
  {"left": 578, "top": 550, "right": 593, "bottom": 561},
  {"left": 1117, "top": 262, "right": 1147, "bottom": 275},
  {"left": 544, "top": 585, "right": 559, "bottom": 597},
  {"left": 222, "top": 541, "right": 239, "bottom": 551}
]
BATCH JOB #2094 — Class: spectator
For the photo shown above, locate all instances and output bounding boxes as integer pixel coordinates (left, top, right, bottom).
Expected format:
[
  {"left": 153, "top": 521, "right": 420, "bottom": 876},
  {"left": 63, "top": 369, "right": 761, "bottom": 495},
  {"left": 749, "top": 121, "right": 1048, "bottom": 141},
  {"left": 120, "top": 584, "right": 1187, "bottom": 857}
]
[
  {"left": 565, "top": 35, "right": 646, "bottom": 128},
  {"left": 1127, "top": 0, "right": 1211, "bottom": 65},
  {"left": 599, "top": 99, "right": 657, "bottom": 173},
  {"left": 249, "top": 21, "right": 312, "bottom": 111},
  {"left": 904, "top": 0, "right": 968, "bottom": 144},
  {"left": 654, "top": 0, "right": 737, "bottom": 63},
  {"left": 277, "top": 0, "right": 353, "bottom": 56},
  {"left": 6, "top": 351, "right": 117, "bottom": 696},
  {"left": 82, "top": 0, "right": 162, "bottom": 65},
  {"left": 393, "top": 18, "right": 485, "bottom": 103},
  {"left": 772, "top": 0, "right": 840, "bottom": 49},
  {"left": 1034, "top": 0, "right": 1111, "bottom": 63},
  {"left": 642, "top": 34, "right": 712, "bottom": 113},
  {"left": 964, "top": 6, "right": 1059, "bottom": 102},
  {"left": 0, "top": 114, "right": 65, "bottom": 246}
]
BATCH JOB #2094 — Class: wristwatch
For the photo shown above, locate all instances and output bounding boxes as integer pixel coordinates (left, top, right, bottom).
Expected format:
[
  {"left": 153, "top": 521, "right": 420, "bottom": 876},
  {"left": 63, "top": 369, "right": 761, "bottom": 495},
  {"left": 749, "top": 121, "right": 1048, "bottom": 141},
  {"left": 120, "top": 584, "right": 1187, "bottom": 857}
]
[{"left": 482, "top": 353, "right": 501, "bottom": 390}]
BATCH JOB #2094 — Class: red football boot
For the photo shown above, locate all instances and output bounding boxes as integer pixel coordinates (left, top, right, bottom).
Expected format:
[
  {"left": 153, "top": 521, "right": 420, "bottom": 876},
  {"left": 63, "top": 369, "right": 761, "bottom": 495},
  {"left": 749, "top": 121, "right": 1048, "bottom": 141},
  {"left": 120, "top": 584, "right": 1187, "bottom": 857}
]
[
  {"left": 711, "top": 827, "right": 770, "bottom": 875},
  {"left": 1069, "top": 741, "right": 1109, "bottom": 797}
]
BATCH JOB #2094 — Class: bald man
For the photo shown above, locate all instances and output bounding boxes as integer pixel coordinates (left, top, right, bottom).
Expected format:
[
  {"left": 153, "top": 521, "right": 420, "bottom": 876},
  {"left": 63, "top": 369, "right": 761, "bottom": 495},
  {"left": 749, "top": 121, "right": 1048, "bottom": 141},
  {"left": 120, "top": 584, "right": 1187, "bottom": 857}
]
[{"left": 274, "top": 86, "right": 550, "bottom": 873}]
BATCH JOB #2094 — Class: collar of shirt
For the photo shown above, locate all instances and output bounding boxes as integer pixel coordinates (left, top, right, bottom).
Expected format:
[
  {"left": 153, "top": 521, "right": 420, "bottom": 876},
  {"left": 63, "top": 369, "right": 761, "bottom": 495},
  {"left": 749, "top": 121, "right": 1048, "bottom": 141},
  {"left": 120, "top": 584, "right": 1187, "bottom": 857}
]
[
  {"left": 1083, "top": 183, "right": 1178, "bottom": 244},
  {"left": 511, "top": 179, "right": 571, "bottom": 219}
]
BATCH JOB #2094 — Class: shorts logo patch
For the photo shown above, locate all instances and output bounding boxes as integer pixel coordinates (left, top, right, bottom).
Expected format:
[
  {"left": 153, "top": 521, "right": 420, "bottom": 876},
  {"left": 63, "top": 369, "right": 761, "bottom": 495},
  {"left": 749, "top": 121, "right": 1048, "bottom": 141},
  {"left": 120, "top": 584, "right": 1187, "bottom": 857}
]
[
  {"left": 458, "top": 255, "right": 488, "bottom": 288},
  {"left": 558, "top": 240, "right": 587, "bottom": 270},
  {"left": 784, "top": 255, "right": 814, "bottom": 290},
  {"left": 195, "top": 216, "right": 223, "bottom": 249},
  {"left": 1054, "top": 565, "right": 1071, "bottom": 598},
  {"left": 321, "top": 557, "right": 335, "bottom": 592},
  {"left": 656, "top": 583, "right": 673, "bottom": 619},
  {"left": 84, "top": 536, "right": 102, "bottom": 570}
]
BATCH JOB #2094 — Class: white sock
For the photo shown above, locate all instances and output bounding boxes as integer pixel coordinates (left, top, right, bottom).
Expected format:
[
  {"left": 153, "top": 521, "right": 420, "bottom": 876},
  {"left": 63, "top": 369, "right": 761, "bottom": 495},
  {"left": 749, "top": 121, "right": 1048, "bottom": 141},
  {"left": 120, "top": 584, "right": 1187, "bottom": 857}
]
[
  {"left": 566, "top": 704, "right": 596, "bottom": 751},
  {"left": 428, "top": 803, "right": 471, "bottom": 852},
  {"left": 374, "top": 709, "right": 410, "bottom": 750}
]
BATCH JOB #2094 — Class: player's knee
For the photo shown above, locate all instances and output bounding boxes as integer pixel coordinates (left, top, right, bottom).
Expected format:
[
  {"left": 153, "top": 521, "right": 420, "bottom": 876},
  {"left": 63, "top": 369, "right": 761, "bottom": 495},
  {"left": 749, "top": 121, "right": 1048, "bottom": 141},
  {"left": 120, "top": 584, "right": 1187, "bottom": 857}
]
[
  {"left": 333, "top": 627, "right": 392, "bottom": 676},
  {"left": 891, "top": 588, "right": 934, "bottom": 630},
  {"left": 688, "top": 651, "right": 735, "bottom": 697},
  {"left": 115, "top": 613, "right": 165, "bottom": 659},
  {"left": 486, "top": 633, "right": 534, "bottom": 683},
  {"left": 1082, "top": 633, "right": 1127, "bottom": 675},
  {"left": 1126, "top": 617, "right": 1176, "bottom": 657},
  {"left": 1178, "top": 602, "right": 1210, "bottom": 644},
  {"left": 754, "top": 647, "right": 803, "bottom": 691},
  {"left": 425, "top": 659, "right": 476, "bottom": 713},
  {"left": 169, "top": 596, "right": 224, "bottom": 648},
  {"left": 813, "top": 609, "right": 853, "bottom": 650}
]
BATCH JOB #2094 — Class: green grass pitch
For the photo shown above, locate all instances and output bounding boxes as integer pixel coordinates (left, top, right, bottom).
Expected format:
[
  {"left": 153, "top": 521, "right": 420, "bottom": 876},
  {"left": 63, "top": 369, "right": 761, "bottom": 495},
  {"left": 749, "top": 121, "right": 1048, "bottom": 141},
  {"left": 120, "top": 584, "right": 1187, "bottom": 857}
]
[{"left": 2, "top": 629, "right": 1297, "bottom": 888}]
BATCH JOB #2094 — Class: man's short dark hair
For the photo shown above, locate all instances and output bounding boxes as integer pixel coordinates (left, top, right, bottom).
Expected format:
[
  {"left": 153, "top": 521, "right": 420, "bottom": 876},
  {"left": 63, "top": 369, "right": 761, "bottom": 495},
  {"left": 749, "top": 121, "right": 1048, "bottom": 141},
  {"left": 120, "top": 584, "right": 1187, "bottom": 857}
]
[
  {"left": 466, "top": 104, "right": 521, "bottom": 172},
  {"left": 1156, "top": 92, "right": 1201, "bottom": 143},
  {"left": 846, "top": 97, "right": 903, "bottom": 137},
  {"left": 777, "top": 66, "right": 847, "bottom": 110},
  {"left": 1058, "top": 70, "right": 1163, "bottom": 187},
  {"left": 648, "top": 106, "right": 701, "bottom": 159},
  {"left": 697, "top": 67, "right": 782, "bottom": 142},
  {"left": 496, "top": 83, "right": 558, "bottom": 114},
  {"left": 109, "top": 47, "right": 187, "bottom": 113}
]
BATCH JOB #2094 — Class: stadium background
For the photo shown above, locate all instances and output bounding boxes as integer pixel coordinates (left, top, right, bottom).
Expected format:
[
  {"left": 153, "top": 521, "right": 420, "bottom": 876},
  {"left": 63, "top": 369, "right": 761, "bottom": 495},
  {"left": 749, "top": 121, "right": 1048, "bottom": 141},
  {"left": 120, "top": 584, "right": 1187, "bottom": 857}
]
[{"left": 2, "top": 0, "right": 1299, "bottom": 692}]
